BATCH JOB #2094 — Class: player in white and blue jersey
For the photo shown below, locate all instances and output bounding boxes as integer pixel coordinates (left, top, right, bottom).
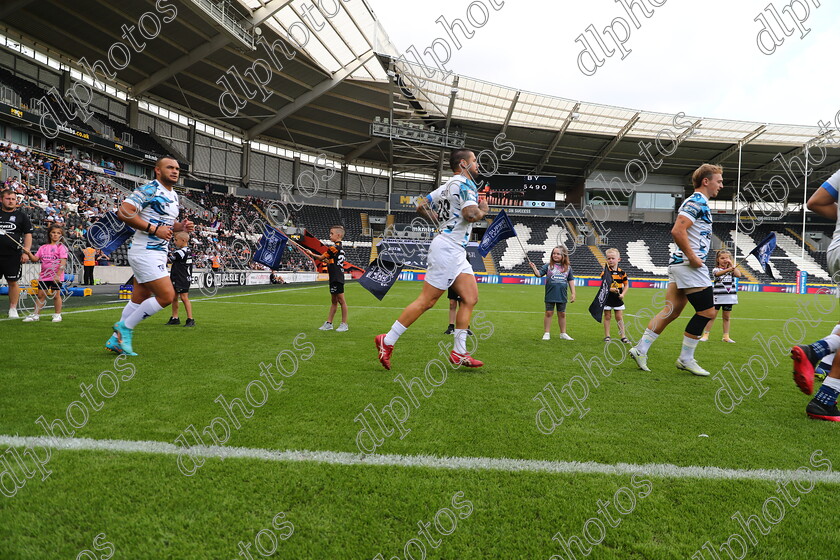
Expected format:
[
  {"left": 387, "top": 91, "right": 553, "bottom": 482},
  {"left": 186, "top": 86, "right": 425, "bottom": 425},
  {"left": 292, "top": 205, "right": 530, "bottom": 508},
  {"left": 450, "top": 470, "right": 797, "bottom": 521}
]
[
  {"left": 790, "top": 167, "right": 840, "bottom": 421},
  {"left": 630, "top": 164, "right": 723, "bottom": 376},
  {"left": 376, "top": 149, "right": 489, "bottom": 370},
  {"left": 106, "top": 157, "right": 194, "bottom": 355}
]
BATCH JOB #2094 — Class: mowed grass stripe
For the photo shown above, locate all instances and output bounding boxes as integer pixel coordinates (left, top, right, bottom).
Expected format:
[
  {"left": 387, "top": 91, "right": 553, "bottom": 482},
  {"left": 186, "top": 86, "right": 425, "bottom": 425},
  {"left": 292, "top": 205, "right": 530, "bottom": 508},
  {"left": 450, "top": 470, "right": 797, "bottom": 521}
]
[{"left": 3, "top": 434, "right": 839, "bottom": 484}]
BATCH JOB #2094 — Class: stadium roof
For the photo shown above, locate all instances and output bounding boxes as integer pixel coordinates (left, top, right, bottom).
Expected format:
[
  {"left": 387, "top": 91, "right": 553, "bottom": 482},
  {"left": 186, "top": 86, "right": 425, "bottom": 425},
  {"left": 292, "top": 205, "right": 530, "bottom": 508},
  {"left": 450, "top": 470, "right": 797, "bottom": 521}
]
[{"left": 1, "top": 0, "right": 839, "bottom": 196}]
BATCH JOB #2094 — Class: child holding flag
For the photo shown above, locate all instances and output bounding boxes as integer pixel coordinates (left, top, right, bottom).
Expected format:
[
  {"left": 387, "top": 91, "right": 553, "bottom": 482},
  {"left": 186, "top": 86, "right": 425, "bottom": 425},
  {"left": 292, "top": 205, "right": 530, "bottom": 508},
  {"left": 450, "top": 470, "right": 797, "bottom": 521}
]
[
  {"left": 601, "top": 248, "right": 629, "bottom": 343},
  {"left": 701, "top": 250, "right": 740, "bottom": 343},
  {"left": 530, "top": 245, "right": 576, "bottom": 340},
  {"left": 303, "top": 225, "right": 348, "bottom": 332},
  {"left": 21, "top": 224, "right": 67, "bottom": 322}
]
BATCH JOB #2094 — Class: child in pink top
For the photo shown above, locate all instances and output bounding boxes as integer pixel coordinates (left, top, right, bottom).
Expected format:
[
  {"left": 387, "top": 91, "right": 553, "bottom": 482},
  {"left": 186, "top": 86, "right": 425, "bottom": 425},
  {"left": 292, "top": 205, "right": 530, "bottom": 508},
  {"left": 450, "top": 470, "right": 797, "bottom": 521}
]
[{"left": 22, "top": 224, "right": 68, "bottom": 322}]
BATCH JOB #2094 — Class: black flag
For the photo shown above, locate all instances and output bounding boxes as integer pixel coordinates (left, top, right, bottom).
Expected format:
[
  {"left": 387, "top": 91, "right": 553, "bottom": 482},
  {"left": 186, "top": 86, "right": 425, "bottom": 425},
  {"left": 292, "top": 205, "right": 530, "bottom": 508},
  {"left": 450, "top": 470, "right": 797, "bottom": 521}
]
[
  {"left": 359, "top": 258, "right": 404, "bottom": 300},
  {"left": 588, "top": 263, "right": 611, "bottom": 323}
]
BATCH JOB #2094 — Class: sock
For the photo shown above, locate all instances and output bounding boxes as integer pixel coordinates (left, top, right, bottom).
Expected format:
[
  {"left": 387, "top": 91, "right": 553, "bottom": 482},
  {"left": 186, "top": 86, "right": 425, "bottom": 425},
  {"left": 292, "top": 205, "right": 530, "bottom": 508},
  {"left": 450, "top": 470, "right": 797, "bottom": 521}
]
[
  {"left": 679, "top": 336, "right": 700, "bottom": 362},
  {"left": 823, "top": 376, "right": 840, "bottom": 393},
  {"left": 124, "top": 297, "right": 164, "bottom": 329},
  {"left": 454, "top": 329, "right": 467, "bottom": 354},
  {"left": 120, "top": 301, "right": 140, "bottom": 323},
  {"left": 384, "top": 320, "right": 407, "bottom": 346},
  {"left": 635, "top": 329, "right": 659, "bottom": 354},
  {"left": 808, "top": 336, "right": 840, "bottom": 361},
  {"left": 814, "top": 383, "right": 840, "bottom": 406}
]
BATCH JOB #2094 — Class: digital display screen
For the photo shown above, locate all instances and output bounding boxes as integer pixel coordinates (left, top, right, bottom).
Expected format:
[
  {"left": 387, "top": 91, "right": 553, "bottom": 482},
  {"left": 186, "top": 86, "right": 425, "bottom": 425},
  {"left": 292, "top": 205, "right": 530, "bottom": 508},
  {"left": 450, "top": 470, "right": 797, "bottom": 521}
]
[{"left": 477, "top": 175, "right": 556, "bottom": 208}]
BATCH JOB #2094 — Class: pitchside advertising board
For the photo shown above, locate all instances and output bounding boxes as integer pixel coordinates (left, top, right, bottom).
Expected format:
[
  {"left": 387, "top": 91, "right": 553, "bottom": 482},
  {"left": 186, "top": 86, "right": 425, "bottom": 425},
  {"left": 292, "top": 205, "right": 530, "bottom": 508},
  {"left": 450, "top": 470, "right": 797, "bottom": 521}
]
[{"left": 189, "top": 271, "right": 272, "bottom": 289}]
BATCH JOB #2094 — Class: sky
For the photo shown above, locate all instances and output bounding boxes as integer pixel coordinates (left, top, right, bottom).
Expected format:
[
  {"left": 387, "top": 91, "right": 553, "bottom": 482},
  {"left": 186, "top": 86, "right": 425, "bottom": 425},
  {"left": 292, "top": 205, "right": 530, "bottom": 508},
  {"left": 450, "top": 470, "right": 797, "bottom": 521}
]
[{"left": 365, "top": 0, "right": 838, "bottom": 128}]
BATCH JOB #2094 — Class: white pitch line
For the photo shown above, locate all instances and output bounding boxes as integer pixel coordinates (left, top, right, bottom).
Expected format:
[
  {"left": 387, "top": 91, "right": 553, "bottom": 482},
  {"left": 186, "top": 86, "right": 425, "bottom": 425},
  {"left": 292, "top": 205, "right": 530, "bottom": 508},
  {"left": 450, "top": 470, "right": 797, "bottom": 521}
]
[
  {"left": 1, "top": 434, "right": 838, "bottom": 484},
  {"left": 0, "top": 285, "right": 323, "bottom": 322},
  {"left": 197, "top": 300, "right": 837, "bottom": 322}
]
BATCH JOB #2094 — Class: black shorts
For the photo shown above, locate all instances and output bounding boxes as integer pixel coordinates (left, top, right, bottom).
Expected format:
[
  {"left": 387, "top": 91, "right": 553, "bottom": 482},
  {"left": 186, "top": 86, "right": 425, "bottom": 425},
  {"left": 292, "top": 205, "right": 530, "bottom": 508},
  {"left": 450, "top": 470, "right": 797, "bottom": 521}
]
[
  {"left": 329, "top": 281, "right": 344, "bottom": 295},
  {"left": 37, "top": 280, "right": 61, "bottom": 292},
  {"left": 173, "top": 282, "right": 190, "bottom": 295},
  {"left": 545, "top": 302, "right": 567, "bottom": 312},
  {"left": 0, "top": 255, "right": 22, "bottom": 282},
  {"left": 715, "top": 304, "right": 734, "bottom": 312},
  {"left": 447, "top": 287, "right": 461, "bottom": 301}
]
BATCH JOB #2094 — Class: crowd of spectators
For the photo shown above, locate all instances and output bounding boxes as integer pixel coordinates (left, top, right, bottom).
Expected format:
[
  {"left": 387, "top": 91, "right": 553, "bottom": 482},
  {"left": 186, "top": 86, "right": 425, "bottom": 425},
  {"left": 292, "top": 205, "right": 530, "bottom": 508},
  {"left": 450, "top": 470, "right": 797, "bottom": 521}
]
[{"left": 1, "top": 142, "right": 318, "bottom": 273}]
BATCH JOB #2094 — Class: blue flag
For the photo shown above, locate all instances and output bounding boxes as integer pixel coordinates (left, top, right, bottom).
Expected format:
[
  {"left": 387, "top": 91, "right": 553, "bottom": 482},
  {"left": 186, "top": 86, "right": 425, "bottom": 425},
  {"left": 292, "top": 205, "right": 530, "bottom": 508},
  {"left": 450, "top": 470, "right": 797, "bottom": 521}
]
[
  {"left": 479, "top": 209, "right": 516, "bottom": 257},
  {"left": 86, "top": 211, "right": 134, "bottom": 255},
  {"left": 359, "top": 258, "right": 404, "bottom": 300},
  {"left": 253, "top": 225, "right": 288, "bottom": 270},
  {"left": 749, "top": 232, "right": 777, "bottom": 279}
]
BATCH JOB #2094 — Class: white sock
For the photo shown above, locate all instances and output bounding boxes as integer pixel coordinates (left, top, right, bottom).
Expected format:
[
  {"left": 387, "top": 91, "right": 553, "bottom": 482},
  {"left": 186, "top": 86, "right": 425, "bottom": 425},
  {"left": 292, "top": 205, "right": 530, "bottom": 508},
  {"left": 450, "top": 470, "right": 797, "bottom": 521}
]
[
  {"left": 823, "top": 376, "right": 840, "bottom": 392},
  {"left": 679, "top": 336, "right": 700, "bottom": 362},
  {"left": 120, "top": 301, "right": 140, "bottom": 323},
  {"left": 384, "top": 321, "right": 407, "bottom": 346},
  {"left": 635, "top": 329, "right": 659, "bottom": 354},
  {"left": 454, "top": 329, "right": 468, "bottom": 354},
  {"left": 125, "top": 297, "right": 164, "bottom": 329},
  {"left": 825, "top": 334, "right": 840, "bottom": 353}
]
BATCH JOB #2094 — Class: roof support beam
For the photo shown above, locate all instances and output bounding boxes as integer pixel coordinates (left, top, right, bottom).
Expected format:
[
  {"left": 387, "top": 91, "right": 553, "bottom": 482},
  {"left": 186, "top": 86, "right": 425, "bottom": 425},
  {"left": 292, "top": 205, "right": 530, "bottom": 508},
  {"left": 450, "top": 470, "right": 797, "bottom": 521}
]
[
  {"left": 0, "top": 0, "right": 36, "bottom": 20},
  {"left": 132, "top": 34, "right": 232, "bottom": 96},
  {"left": 246, "top": 52, "right": 374, "bottom": 140},
  {"left": 535, "top": 102, "right": 580, "bottom": 174},
  {"left": 500, "top": 91, "right": 520, "bottom": 136},
  {"left": 583, "top": 112, "right": 640, "bottom": 178},
  {"left": 251, "top": 0, "right": 293, "bottom": 26},
  {"left": 345, "top": 138, "right": 383, "bottom": 163},
  {"left": 711, "top": 125, "right": 766, "bottom": 166}
]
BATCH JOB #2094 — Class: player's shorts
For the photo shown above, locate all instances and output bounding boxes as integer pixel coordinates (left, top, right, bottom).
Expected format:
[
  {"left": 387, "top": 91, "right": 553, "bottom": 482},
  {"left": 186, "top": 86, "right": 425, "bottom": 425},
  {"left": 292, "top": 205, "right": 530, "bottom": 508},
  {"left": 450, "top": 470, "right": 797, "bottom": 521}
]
[
  {"left": 172, "top": 280, "right": 190, "bottom": 294},
  {"left": 37, "top": 280, "right": 61, "bottom": 292},
  {"left": 714, "top": 304, "right": 734, "bottom": 311},
  {"left": 668, "top": 263, "right": 712, "bottom": 290},
  {"left": 128, "top": 249, "right": 168, "bottom": 284},
  {"left": 0, "top": 255, "right": 22, "bottom": 282},
  {"left": 545, "top": 301, "right": 567, "bottom": 312},
  {"left": 425, "top": 236, "right": 473, "bottom": 291},
  {"left": 828, "top": 245, "right": 840, "bottom": 290},
  {"left": 447, "top": 287, "right": 461, "bottom": 301},
  {"left": 604, "top": 293, "right": 624, "bottom": 310},
  {"left": 329, "top": 281, "right": 345, "bottom": 295}
]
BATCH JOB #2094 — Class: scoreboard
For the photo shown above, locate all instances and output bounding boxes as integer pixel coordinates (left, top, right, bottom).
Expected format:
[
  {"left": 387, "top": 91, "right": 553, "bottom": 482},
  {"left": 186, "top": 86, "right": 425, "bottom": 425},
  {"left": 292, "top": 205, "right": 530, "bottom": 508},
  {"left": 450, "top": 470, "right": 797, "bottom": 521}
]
[{"left": 477, "top": 175, "right": 556, "bottom": 209}]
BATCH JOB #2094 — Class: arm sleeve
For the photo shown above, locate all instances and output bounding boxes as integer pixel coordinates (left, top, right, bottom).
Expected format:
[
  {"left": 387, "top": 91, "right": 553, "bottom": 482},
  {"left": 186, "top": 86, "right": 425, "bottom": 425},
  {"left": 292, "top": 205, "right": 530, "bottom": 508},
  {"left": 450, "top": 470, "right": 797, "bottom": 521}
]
[
  {"left": 459, "top": 183, "right": 478, "bottom": 208},
  {"left": 821, "top": 168, "right": 840, "bottom": 200},
  {"left": 567, "top": 267, "right": 574, "bottom": 281},
  {"left": 678, "top": 199, "right": 701, "bottom": 223},
  {"left": 21, "top": 213, "right": 33, "bottom": 235},
  {"left": 538, "top": 263, "right": 548, "bottom": 277},
  {"left": 124, "top": 185, "right": 156, "bottom": 210}
]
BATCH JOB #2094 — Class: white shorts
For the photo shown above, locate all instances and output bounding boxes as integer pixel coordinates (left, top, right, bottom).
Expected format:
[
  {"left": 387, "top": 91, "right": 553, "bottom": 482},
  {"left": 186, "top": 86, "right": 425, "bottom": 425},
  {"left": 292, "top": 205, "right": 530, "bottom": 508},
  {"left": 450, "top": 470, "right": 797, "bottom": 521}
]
[
  {"left": 128, "top": 249, "right": 168, "bottom": 284},
  {"left": 424, "top": 235, "right": 473, "bottom": 291},
  {"left": 603, "top": 305, "right": 625, "bottom": 311},
  {"left": 668, "top": 263, "right": 712, "bottom": 290},
  {"left": 828, "top": 245, "right": 840, "bottom": 285}
]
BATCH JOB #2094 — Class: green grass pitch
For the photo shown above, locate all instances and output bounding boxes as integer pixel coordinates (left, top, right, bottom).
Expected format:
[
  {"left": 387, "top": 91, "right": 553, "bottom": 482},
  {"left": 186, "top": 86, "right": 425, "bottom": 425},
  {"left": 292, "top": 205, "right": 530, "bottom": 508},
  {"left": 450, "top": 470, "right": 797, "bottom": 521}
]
[{"left": 0, "top": 281, "right": 838, "bottom": 559}]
